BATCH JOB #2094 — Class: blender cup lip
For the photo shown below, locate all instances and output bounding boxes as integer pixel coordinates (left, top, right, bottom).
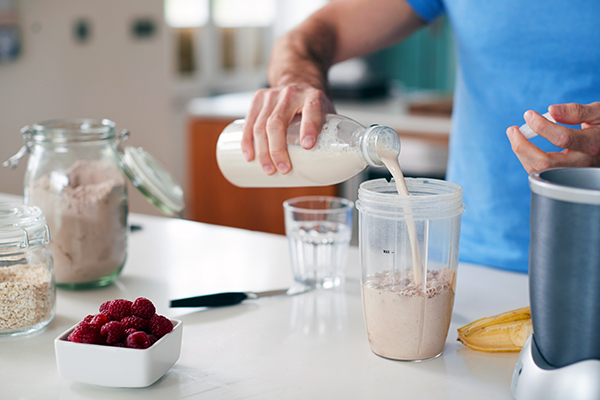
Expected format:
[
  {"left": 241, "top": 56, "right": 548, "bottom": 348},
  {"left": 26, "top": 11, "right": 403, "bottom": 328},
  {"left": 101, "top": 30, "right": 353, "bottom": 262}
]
[
  {"left": 529, "top": 167, "right": 600, "bottom": 205},
  {"left": 356, "top": 178, "right": 464, "bottom": 219},
  {"left": 283, "top": 196, "right": 354, "bottom": 214}
]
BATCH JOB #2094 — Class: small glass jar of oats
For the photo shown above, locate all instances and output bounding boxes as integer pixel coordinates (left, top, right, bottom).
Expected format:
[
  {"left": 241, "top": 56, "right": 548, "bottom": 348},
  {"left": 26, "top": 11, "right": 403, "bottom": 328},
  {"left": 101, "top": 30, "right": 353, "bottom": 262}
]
[{"left": 0, "top": 203, "right": 55, "bottom": 336}]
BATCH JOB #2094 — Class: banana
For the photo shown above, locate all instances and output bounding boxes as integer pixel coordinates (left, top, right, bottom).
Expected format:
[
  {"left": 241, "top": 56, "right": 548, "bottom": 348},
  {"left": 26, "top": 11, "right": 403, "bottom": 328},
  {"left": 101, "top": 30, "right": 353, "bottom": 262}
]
[{"left": 457, "top": 306, "right": 533, "bottom": 352}]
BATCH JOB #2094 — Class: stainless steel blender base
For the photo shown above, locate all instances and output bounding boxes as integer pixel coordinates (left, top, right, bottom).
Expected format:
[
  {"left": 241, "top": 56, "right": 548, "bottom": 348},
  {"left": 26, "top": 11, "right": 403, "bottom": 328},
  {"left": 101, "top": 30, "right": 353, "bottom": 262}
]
[{"left": 511, "top": 335, "right": 600, "bottom": 399}]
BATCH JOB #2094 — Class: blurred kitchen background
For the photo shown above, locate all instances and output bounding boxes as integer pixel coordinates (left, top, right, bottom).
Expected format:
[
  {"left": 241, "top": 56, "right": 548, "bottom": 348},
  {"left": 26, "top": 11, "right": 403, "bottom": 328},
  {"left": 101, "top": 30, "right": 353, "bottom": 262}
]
[{"left": 0, "top": 0, "right": 455, "bottom": 235}]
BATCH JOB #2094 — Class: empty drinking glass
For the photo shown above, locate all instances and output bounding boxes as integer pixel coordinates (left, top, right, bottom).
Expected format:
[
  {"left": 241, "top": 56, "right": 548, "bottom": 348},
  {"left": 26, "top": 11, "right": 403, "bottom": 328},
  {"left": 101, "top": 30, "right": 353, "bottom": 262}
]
[{"left": 283, "top": 196, "right": 354, "bottom": 289}]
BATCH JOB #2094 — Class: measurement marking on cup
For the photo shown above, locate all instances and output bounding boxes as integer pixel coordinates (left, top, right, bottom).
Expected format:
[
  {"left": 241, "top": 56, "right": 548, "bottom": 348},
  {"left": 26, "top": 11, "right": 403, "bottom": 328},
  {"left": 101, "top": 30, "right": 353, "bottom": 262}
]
[{"left": 383, "top": 250, "right": 395, "bottom": 254}]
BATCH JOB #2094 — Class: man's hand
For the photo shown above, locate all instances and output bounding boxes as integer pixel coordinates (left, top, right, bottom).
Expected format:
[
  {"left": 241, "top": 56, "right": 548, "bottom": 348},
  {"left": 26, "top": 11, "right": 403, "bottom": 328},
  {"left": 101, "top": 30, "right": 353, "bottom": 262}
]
[
  {"left": 506, "top": 102, "right": 600, "bottom": 173},
  {"left": 240, "top": 83, "right": 335, "bottom": 175}
]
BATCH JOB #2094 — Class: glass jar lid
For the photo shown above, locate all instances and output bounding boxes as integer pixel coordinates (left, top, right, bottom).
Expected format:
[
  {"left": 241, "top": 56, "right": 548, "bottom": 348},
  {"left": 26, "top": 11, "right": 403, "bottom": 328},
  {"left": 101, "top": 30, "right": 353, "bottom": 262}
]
[
  {"left": 0, "top": 203, "right": 50, "bottom": 253},
  {"left": 120, "top": 147, "right": 185, "bottom": 216}
]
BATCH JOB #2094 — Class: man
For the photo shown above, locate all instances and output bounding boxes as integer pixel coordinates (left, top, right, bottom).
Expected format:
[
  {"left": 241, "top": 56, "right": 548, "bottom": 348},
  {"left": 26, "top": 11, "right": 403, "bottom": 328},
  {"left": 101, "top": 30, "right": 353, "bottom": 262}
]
[{"left": 240, "top": 0, "right": 600, "bottom": 273}]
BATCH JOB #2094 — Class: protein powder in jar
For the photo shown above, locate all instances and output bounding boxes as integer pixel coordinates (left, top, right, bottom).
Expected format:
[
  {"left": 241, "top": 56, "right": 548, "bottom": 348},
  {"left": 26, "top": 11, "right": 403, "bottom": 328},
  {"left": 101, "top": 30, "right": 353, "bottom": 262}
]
[
  {"left": 3, "top": 119, "right": 184, "bottom": 290},
  {"left": 0, "top": 203, "right": 55, "bottom": 336}
]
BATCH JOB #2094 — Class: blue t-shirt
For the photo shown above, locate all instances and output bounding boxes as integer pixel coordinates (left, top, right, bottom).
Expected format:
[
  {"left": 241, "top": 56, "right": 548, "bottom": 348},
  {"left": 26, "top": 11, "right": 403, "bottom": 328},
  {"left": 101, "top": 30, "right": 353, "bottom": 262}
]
[{"left": 405, "top": 0, "right": 600, "bottom": 272}]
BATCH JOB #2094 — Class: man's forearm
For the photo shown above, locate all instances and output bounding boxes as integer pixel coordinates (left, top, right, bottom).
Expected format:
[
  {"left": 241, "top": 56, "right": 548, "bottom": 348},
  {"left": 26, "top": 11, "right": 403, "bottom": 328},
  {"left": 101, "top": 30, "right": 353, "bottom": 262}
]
[
  {"left": 266, "top": 0, "right": 424, "bottom": 94},
  {"left": 267, "top": 18, "right": 337, "bottom": 94}
]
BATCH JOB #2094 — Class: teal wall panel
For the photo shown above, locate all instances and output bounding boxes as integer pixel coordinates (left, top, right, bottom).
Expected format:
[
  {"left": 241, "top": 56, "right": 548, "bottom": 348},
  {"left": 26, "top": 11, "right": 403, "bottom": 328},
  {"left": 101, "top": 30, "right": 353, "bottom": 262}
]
[{"left": 368, "top": 16, "right": 456, "bottom": 93}]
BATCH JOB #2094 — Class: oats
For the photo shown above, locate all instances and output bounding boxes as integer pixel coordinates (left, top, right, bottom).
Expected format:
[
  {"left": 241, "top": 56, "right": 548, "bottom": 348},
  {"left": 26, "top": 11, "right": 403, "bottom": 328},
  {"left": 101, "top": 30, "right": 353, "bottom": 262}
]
[{"left": 0, "top": 262, "right": 54, "bottom": 332}]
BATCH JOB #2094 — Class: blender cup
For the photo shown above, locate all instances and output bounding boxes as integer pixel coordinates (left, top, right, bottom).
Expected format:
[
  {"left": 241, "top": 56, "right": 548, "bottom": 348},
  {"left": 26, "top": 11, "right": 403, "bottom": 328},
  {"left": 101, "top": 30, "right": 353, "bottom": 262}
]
[
  {"left": 356, "top": 178, "right": 464, "bottom": 361},
  {"left": 529, "top": 167, "right": 600, "bottom": 367}
]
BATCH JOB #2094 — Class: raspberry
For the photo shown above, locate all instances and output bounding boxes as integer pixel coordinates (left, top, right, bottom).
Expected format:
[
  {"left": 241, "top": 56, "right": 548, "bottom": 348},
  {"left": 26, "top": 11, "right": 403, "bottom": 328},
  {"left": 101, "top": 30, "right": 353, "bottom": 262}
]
[
  {"left": 126, "top": 331, "right": 151, "bottom": 349},
  {"left": 148, "top": 334, "right": 159, "bottom": 346},
  {"left": 96, "top": 334, "right": 107, "bottom": 346},
  {"left": 107, "top": 299, "right": 133, "bottom": 320},
  {"left": 132, "top": 297, "right": 156, "bottom": 320},
  {"left": 149, "top": 314, "right": 173, "bottom": 338},
  {"left": 74, "top": 320, "right": 90, "bottom": 331},
  {"left": 90, "top": 313, "right": 109, "bottom": 328},
  {"left": 67, "top": 298, "right": 168, "bottom": 349},
  {"left": 99, "top": 310, "right": 115, "bottom": 321},
  {"left": 121, "top": 316, "right": 148, "bottom": 332},
  {"left": 68, "top": 323, "right": 101, "bottom": 344},
  {"left": 99, "top": 301, "right": 111, "bottom": 314},
  {"left": 100, "top": 321, "right": 126, "bottom": 345}
]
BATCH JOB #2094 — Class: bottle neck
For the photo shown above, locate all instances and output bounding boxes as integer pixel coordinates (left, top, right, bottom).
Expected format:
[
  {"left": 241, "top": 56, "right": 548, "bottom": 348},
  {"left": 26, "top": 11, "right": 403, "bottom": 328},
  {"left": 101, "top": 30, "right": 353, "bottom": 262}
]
[{"left": 361, "top": 125, "right": 401, "bottom": 167}]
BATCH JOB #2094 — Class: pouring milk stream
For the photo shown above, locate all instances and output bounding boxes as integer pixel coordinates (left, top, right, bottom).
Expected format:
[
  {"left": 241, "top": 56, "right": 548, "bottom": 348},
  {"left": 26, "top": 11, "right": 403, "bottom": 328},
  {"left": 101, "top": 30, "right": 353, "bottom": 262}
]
[{"left": 377, "top": 148, "right": 423, "bottom": 286}]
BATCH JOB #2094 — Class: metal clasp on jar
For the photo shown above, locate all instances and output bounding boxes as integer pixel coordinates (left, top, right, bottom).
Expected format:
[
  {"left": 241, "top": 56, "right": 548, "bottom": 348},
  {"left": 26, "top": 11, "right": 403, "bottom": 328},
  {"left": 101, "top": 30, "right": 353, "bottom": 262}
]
[
  {"left": 15, "top": 224, "right": 51, "bottom": 250},
  {"left": 116, "top": 129, "right": 130, "bottom": 145},
  {"left": 2, "top": 126, "right": 34, "bottom": 170}
]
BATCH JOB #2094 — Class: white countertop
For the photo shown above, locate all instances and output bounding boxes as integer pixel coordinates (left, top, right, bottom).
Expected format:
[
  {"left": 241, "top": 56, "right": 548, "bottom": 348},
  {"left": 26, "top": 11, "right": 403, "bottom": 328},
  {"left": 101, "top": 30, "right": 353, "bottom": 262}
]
[{"left": 0, "top": 193, "right": 528, "bottom": 399}]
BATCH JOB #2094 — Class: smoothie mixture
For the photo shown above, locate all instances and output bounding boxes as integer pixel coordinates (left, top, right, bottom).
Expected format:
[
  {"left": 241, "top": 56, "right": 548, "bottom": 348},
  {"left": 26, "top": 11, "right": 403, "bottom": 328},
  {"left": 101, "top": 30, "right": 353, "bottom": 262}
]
[{"left": 362, "top": 268, "right": 455, "bottom": 360}]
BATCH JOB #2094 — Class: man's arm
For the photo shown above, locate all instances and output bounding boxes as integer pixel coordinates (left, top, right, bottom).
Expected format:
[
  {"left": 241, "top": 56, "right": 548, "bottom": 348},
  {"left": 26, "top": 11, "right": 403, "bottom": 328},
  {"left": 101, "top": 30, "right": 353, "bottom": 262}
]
[{"left": 241, "top": 0, "right": 426, "bottom": 176}]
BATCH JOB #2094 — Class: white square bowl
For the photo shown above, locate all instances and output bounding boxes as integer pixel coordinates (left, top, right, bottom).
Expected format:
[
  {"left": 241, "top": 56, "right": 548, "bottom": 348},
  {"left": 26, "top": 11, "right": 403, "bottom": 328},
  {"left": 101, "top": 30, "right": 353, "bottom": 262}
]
[{"left": 54, "top": 319, "right": 182, "bottom": 388}]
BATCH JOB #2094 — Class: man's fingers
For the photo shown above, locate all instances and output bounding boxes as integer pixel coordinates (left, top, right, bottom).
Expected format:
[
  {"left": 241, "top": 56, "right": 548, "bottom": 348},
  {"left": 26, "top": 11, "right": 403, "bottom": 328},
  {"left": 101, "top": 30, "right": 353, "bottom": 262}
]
[
  {"left": 300, "top": 88, "right": 330, "bottom": 149},
  {"left": 265, "top": 113, "right": 292, "bottom": 174},
  {"left": 266, "top": 86, "right": 306, "bottom": 174},
  {"left": 507, "top": 126, "right": 554, "bottom": 173},
  {"left": 508, "top": 125, "right": 600, "bottom": 173},
  {"left": 241, "top": 90, "right": 268, "bottom": 162},
  {"left": 253, "top": 91, "right": 280, "bottom": 175},
  {"left": 549, "top": 102, "right": 600, "bottom": 126},
  {"left": 524, "top": 110, "right": 600, "bottom": 156},
  {"left": 240, "top": 84, "right": 334, "bottom": 176}
]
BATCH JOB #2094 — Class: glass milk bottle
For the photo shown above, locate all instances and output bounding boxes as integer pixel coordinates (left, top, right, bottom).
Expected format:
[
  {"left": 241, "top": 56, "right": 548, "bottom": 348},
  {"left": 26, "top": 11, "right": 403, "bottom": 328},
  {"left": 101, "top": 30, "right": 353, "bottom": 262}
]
[{"left": 216, "top": 114, "right": 400, "bottom": 187}]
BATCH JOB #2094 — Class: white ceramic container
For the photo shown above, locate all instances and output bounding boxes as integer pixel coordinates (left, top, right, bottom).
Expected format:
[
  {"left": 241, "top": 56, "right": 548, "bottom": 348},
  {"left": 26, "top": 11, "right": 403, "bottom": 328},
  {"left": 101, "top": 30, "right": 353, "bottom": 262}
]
[{"left": 54, "top": 319, "right": 182, "bottom": 388}]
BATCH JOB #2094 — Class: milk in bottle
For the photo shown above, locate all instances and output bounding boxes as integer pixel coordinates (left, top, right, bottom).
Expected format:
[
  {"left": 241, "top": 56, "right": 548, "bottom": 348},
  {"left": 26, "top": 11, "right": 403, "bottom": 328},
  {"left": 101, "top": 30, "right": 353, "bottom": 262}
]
[{"left": 216, "top": 114, "right": 400, "bottom": 187}]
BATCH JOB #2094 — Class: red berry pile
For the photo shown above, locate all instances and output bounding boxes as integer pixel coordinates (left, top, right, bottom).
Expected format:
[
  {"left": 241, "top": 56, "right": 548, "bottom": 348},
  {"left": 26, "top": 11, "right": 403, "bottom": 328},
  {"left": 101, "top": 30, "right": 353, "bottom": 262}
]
[{"left": 67, "top": 297, "right": 173, "bottom": 349}]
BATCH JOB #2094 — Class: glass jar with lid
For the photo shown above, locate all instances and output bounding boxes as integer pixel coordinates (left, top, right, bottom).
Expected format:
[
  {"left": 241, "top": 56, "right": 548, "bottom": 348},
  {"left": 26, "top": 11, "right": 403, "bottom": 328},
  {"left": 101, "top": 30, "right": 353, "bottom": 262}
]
[
  {"left": 3, "top": 119, "right": 184, "bottom": 290},
  {"left": 0, "top": 203, "right": 55, "bottom": 336}
]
